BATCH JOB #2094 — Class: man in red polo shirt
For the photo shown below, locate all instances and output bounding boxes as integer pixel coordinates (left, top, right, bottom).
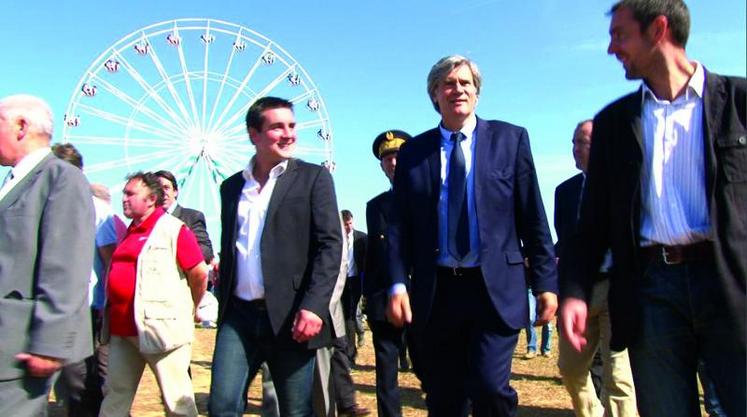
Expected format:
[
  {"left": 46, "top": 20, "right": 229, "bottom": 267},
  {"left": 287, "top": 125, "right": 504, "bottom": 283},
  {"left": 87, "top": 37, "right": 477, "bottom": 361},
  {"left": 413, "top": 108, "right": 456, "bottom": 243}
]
[{"left": 100, "top": 171, "right": 208, "bottom": 417}]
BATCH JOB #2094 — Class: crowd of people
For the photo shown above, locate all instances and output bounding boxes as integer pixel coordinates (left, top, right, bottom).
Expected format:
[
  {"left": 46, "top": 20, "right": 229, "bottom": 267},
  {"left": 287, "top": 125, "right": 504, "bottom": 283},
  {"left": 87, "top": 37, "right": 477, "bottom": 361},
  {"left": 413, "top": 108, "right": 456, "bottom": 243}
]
[{"left": 0, "top": 1, "right": 744, "bottom": 416}]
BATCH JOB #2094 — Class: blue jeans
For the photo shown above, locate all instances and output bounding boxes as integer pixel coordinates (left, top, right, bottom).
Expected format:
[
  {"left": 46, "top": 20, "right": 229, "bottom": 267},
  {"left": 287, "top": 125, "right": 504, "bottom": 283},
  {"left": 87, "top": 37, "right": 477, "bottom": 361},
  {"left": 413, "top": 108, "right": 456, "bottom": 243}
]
[
  {"left": 629, "top": 259, "right": 745, "bottom": 417},
  {"left": 208, "top": 299, "right": 316, "bottom": 417},
  {"left": 526, "top": 290, "right": 553, "bottom": 354}
]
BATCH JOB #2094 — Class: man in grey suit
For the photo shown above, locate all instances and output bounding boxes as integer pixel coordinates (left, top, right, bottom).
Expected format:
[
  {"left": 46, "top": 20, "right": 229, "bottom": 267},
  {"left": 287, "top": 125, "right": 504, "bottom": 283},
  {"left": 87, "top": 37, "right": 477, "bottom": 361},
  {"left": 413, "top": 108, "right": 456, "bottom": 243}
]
[{"left": 0, "top": 94, "right": 95, "bottom": 415}]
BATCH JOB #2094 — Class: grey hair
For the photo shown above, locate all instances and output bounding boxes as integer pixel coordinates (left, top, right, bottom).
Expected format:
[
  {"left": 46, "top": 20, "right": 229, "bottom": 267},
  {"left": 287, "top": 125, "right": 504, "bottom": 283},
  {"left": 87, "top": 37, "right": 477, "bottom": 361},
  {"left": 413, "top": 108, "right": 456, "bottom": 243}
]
[
  {"left": 0, "top": 94, "right": 54, "bottom": 138},
  {"left": 426, "top": 55, "right": 482, "bottom": 113}
]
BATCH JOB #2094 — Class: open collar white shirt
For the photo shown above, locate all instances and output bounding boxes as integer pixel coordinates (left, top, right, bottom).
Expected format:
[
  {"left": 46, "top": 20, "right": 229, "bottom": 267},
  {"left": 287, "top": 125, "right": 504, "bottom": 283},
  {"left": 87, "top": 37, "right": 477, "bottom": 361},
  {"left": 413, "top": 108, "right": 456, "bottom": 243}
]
[
  {"left": 0, "top": 147, "right": 51, "bottom": 202},
  {"left": 234, "top": 157, "right": 288, "bottom": 301},
  {"left": 640, "top": 62, "right": 709, "bottom": 246}
]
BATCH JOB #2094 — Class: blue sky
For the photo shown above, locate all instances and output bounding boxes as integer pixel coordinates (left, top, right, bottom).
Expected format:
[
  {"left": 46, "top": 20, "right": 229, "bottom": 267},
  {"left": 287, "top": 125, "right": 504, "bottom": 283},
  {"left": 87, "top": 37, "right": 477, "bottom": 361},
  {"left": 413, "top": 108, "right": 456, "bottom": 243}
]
[{"left": 2, "top": 0, "right": 744, "bottom": 244}]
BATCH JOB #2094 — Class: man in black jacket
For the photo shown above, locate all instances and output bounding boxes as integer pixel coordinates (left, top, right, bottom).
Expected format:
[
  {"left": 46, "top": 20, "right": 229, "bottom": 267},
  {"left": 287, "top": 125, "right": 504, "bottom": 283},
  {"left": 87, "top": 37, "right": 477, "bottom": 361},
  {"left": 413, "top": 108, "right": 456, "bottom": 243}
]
[
  {"left": 364, "top": 130, "right": 411, "bottom": 417},
  {"left": 560, "top": 2, "right": 746, "bottom": 416}
]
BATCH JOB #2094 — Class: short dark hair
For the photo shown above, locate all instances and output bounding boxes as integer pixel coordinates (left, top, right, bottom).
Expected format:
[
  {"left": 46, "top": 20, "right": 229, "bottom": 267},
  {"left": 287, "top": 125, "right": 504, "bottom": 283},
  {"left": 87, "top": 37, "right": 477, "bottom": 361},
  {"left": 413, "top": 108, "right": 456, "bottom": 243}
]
[
  {"left": 341, "top": 210, "right": 353, "bottom": 221},
  {"left": 154, "top": 170, "right": 178, "bottom": 192},
  {"left": 52, "top": 143, "right": 83, "bottom": 169},
  {"left": 610, "top": 0, "right": 690, "bottom": 47},
  {"left": 245, "top": 96, "right": 294, "bottom": 133},
  {"left": 126, "top": 171, "right": 165, "bottom": 207}
]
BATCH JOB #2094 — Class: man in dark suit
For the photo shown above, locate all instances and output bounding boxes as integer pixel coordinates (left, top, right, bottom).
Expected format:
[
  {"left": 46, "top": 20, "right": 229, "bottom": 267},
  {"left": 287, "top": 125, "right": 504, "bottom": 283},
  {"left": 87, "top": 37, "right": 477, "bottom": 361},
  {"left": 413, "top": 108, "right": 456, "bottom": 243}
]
[
  {"left": 208, "top": 96, "right": 342, "bottom": 417},
  {"left": 560, "top": 2, "right": 746, "bottom": 416},
  {"left": 154, "top": 170, "right": 215, "bottom": 264},
  {"left": 555, "top": 120, "right": 636, "bottom": 417},
  {"left": 387, "top": 56, "right": 558, "bottom": 416},
  {"left": 340, "top": 209, "right": 366, "bottom": 364},
  {"left": 0, "top": 95, "right": 95, "bottom": 415},
  {"left": 365, "top": 129, "right": 412, "bottom": 417}
]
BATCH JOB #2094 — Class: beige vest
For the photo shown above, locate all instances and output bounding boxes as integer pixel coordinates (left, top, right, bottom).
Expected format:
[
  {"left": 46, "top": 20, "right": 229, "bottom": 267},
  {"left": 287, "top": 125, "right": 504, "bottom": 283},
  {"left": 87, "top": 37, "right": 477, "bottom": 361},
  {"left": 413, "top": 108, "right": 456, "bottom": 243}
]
[{"left": 133, "top": 214, "right": 194, "bottom": 353}]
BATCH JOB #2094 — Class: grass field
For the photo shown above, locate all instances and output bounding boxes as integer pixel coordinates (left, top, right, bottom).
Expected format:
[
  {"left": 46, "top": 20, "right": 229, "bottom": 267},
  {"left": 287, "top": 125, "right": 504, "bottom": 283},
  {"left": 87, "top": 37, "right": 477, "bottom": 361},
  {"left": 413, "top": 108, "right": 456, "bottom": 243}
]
[{"left": 48, "top": 324, "right": 711, "bottom": 416}]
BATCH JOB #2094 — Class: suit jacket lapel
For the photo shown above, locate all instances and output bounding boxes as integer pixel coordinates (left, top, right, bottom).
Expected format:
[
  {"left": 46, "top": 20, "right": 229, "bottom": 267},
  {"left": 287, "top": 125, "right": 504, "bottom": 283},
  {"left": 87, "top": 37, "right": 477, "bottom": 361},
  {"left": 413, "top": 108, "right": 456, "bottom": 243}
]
[
  {"left": 266, "top": 158, "right": 298, "bottom": 226},
  {"left": 702, "top": 70, "right": 725, "bottom": 210},
  {"left": 0, "top": 154, "right": 52, "bottom": 211},
  {"left": 425, "top": 130, "right": 441, "bottom": 199},
  {"left": 171, "top": 204, "right": 183, "bottom": 219}
]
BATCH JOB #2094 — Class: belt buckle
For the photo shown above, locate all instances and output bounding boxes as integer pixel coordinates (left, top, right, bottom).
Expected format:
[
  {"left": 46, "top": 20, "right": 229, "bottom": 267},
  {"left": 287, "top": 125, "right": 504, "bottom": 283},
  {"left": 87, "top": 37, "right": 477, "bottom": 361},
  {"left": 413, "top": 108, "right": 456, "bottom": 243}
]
[
  {"left": 451, "top": 267, "right": 462, "bottom": 277},
  {"left": 662, "top": 246, "right": 680, "bottom": 265}
]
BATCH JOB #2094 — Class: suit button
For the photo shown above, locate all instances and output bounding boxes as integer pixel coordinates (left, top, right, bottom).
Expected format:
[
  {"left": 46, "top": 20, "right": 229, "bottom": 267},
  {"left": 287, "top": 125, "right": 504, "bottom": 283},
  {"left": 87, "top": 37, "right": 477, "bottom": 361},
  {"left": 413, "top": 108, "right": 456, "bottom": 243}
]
[
  {"left": 738, "top": 135, "right": 746, "bottom": 145},
  {"left": 435, "top": 248, "right": 440, "bottom": 253},
  {"left": 380, "top": 234, "right": 385, "bottom": 240}
]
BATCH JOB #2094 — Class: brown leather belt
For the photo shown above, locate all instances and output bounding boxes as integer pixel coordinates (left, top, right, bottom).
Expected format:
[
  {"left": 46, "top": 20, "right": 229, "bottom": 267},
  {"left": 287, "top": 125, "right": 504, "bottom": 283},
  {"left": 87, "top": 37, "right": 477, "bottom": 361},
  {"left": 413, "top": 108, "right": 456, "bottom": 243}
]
[{"left": 639, "top": 241, "right": 713, "bottom": 265}]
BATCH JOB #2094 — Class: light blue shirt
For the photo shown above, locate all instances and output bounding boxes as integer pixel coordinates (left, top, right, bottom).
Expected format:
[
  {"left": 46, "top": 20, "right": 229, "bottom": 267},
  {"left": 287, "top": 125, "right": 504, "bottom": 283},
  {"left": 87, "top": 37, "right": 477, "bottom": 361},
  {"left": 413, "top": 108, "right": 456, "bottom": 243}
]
[
  {"left": 640, "top": 62, "right": 710, "bottom": 246},
  {"left": 437, "top": 115, "right": 481, "bottom": 267}
]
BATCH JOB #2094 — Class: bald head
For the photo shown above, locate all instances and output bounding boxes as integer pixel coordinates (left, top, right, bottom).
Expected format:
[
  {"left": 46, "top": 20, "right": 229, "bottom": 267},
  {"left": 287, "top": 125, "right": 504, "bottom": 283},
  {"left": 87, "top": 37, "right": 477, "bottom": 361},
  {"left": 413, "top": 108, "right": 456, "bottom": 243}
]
[{"left": 0, "top": 95, "right": 54, "bottom": 167}]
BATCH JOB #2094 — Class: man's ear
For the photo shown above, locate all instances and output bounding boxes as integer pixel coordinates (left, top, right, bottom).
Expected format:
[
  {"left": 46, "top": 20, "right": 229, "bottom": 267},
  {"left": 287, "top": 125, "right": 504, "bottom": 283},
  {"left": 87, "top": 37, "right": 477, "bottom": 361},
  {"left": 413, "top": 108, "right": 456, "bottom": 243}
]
[
  {"left": 648, "top": 15, "right": 669, "bottom": 44},
  {"left": 15, "top": 117, "right": 27, "bottom": 140}
]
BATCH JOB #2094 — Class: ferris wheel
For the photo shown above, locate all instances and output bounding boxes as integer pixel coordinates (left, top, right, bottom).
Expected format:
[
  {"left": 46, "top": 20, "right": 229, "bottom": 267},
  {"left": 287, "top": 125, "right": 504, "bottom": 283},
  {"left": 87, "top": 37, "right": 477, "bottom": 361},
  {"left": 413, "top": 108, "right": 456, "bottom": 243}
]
[{"left": 62, "top": 18, "right": 334, "bottom": 228}]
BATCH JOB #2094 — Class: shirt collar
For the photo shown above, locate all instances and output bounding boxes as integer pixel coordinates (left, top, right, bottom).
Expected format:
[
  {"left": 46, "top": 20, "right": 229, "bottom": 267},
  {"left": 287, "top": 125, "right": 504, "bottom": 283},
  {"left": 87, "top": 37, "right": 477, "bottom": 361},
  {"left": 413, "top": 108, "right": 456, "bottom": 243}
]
[
  {"left": 129, "top": 207, "right": 165, "bottom": 233},
  {"left": 10, "top": 147, "right": 51, "bottom": 179},
  {"left": 439, "top": 114, "right": 477, "bottom": 143},
  {"left": 166, "top": 203, "right": 177, "bottom": 214},
  {"left": 641, "top": 61, "right": 705, "bottom": 104},
  {"left": 242, "top": 156, "right": 289, "bottom": 183}
]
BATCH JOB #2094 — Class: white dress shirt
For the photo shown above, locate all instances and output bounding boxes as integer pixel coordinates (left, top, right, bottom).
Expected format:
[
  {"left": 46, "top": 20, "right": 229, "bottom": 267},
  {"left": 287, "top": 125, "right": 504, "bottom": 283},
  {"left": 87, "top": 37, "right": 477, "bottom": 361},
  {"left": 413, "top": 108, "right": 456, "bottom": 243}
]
[
  {"left": 437, "top": 114, "right": 481, "bottom": 267},
  {"left": 640, "top": 62, "right": 710, "bottom": 246},
  {"left": 234, "top": 158, "right": 288, "bottom": 301},
  {"left": 0, "top": 147, "right": 51, "bottom": 202}
]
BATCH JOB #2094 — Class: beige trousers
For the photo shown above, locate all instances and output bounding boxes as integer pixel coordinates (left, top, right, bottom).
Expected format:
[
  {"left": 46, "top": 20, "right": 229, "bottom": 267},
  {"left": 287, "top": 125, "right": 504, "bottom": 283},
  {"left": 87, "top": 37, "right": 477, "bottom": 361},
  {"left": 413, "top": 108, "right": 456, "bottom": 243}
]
[
  {"left": 558, "top": 280, "right": 637, "bottom": 417},
  {"left": 99, "top": 336, "right": 197, "bottom": 417}
]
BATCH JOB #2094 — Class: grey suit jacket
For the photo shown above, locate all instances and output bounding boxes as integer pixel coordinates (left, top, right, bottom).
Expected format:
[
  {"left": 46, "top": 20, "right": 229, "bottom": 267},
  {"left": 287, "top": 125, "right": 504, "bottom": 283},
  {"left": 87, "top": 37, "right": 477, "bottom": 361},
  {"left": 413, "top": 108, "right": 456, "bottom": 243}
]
[
  {"left": 0, "top": 154, "right": 95, "bottom": 379},
  {"left": 172, "top": 204, "right": 214, "bottom": 263}
]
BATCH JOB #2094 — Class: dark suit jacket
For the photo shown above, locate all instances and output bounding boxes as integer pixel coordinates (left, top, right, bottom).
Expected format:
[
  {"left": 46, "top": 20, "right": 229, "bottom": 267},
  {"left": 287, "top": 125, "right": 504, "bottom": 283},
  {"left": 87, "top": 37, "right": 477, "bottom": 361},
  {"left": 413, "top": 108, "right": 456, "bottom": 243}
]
[
  {"left": 351, "top": 230, "right": 367, "bottom": 277},
  {"left": 561, "top": 71, "right": 747, "bottom": 351},
  {"left": 0, "top": 154, "right": 95, "bottom": 379},
  {"left": 216, "top": 159, "right": 343, "bottom": 349},
  {"left": 172, "top": 204, "right": 214, "bottom": 263},
  {"left": 388, "top": 117, "right": 558, "bottom": 334},
  {"left": 553, "top": 173, "right": 584, "bottom": 260},
  {"left": 364, "top": 190, "right": 394, "bottom": 321}
]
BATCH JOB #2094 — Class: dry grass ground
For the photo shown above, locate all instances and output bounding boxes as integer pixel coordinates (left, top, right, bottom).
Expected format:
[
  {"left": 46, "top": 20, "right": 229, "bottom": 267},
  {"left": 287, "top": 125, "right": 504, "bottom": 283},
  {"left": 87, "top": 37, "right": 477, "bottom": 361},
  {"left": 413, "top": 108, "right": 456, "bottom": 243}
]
[{"left": 49, "top": 323, "right": 711, "bottom": 416}]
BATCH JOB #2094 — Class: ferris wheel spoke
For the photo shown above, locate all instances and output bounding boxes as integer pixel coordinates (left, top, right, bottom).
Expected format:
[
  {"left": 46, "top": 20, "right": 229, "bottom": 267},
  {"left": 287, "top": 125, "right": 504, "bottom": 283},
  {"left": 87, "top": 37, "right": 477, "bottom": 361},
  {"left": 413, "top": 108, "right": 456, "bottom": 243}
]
[
  {"left": 287, "top": 89, "right": 318, "bottom": 105},
  {"left": 174, "top": 39, "right": 202, "bottom": 127},
  {"left": 83, "top": 147, "right": 188, "bottom": 174},
  {"left": 113, "top": 52, "right": 192, "bottom": 130},
  {"left": 214, "top": 66, "right": 295, "bottom": 138},
  {"left": 89, "top": 73, "right": 190, "bottom": 136},
  {"left": 146, "top": 40, "right": 198, "bottom": 129},
  {"left": 200, "top": 30, "right": 211, "bottom": 131},
  {"left": 65, "top": 134, "right": 182, "bottom": 149},
  {"left": 209, "top": 43, "right": 274, "bottom": 132},
  {"left": 76, "top": 103, "right": 184, "bottom": 141},
  {"left": 206, "top": 33, "right": 241, "bottom": 131}
]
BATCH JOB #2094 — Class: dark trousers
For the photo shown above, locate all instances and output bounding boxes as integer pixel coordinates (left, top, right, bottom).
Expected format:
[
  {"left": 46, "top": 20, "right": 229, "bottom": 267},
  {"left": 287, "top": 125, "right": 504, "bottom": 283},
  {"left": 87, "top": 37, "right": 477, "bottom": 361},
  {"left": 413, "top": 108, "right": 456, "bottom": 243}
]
[
  {"left": 418, "top": 268, "right": 519, "bottom": 417},
  {"left": 370, "top": 319, "right": 404, "bottom": 417},
  {"left": 628, "top": 259, "right": 746, "bottom": 417},
  {"left": 55, "top": 308, "right": 107, "bottom": 417},
  {"left": 341, "top": 276, "right": 362, "bottom": 362},
  {"left": 330, "top": 337, "right": 356, "bottom": 411}
]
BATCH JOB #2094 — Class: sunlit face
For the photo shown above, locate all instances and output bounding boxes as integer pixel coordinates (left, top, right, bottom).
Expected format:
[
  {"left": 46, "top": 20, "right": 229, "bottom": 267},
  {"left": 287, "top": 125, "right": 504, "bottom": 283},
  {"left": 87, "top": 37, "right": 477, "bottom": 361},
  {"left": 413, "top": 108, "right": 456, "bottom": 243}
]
[
  {"left": 432, "top": 64, "right": 478, "bottom": 128},
  {"left": 343, "top": 218, "right": 354, "bottom": 235},
  {"left": 380, "top": 152, "right": 398, "bottom": 183},
  {"left": 0, "top": 112, "right": 21, "bottom": 167},
  {"left": 122, "top": 178, "right": 156, "bottom": 220},
  {"left": 158, "top": 176, "right": 178, "bottom": 210},
  {"left": 607, "top": 6, "right": 656, "bottom": 80},
  {"left": 249, "top": 107, "right": 297, "bottom": 165},
  {"left": 572, "top": 121, "right": 593, "bottom": 172}
]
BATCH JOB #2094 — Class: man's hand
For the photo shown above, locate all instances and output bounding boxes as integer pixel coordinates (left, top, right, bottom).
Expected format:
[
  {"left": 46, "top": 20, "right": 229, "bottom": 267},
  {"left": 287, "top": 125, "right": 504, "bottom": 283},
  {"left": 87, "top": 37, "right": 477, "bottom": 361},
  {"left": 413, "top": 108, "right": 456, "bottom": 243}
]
[
  {"left": 560, "top": 297, "right": 589, "bottom": 352},
  {"left": 534, "top": 291, "right": 558, "bottom": 326},
  {"left": 15, "top": 353, "right": 63, "bottom": 377},
  {"left": 387, "top": 292, "right": 412, "bottom": 328},
  {"left": 292, "top": 309, "right": 323, "bottom": 342}
]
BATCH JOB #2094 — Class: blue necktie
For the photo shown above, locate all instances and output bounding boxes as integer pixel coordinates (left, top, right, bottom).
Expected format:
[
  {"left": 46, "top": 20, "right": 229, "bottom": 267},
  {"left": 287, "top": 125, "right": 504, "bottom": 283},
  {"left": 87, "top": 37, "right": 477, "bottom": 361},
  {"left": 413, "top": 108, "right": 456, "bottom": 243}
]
[{"left": 448, "top": 132, "right": 469, "bottom": 259}]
